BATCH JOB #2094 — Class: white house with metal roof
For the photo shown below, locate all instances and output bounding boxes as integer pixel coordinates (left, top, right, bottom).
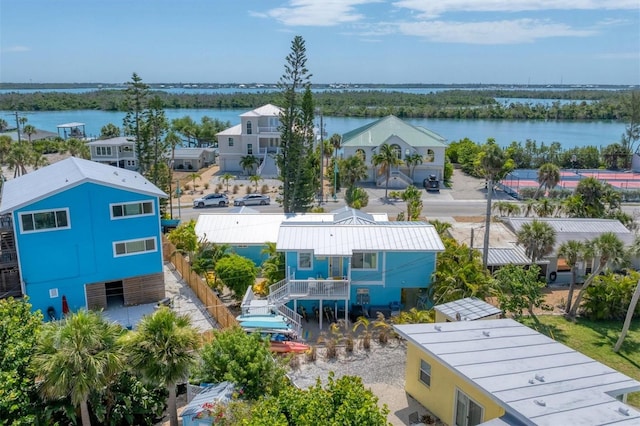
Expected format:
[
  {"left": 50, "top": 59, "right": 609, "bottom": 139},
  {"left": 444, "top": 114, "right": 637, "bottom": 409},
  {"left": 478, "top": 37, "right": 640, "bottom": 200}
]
[
  {"left": 341, "top": 115, "right": 448, "bottom": 189},
  {"left": 395, "top": 319, "right": 640, "bottom": 426},
  {"left": 87, "top": 136, "right": 137, "bottom": 170},
  {"left": 216, "top": 104, "right": 282, "bottom": 177},
  {"left": 172, "top": 147, "right": 217, "bottom": 171},
  {"left": 504, "top": 217, "right": 637, "bottom": 285}
]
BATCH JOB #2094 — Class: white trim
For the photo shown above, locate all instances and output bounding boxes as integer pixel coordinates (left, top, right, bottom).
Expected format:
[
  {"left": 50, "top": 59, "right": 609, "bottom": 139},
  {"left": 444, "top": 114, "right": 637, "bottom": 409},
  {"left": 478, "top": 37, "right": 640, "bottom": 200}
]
[
  {"left": 19, "top": 207, "right": 71, "bottom": 234},
  {"left": 110, "top": 199, "right": 155, "bottom": 220},
  {"left": 113, "top": 236, "right": 158, "bottom": 257}
]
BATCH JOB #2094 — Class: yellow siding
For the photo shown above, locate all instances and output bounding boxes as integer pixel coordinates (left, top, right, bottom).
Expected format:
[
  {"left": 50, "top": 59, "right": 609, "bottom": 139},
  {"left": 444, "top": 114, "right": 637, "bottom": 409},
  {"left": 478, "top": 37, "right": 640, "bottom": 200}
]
[
  {"left": 404, "top": 343, "right": 505, "bottom": 425},
  {"left": 434, "top": 310, "right": 447, "bottom": 322}
]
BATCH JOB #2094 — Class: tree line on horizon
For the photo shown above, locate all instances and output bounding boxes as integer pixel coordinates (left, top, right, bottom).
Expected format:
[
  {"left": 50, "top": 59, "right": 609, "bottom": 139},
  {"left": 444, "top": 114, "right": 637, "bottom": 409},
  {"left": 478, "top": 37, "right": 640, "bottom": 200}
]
[{"left": 1, "top": 87, "right": 637, "bottom": 121}]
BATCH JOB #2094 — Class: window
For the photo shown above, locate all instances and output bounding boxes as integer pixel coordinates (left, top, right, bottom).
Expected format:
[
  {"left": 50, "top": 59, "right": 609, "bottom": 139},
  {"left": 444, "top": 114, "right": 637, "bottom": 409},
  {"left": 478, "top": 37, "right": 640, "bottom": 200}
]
[
  {"left": 352, "top": 252, "right": 377, "bottom": 269},
  {"left": 113, "top": 237, "right": 157, "bottom": 257},
  {"left": 228, "top": 137, "right": 234, "bottom": 147},
  {"left": 298, "top": 252, "right": 312, "bottom": 269},
  {"left": 20, "top": 209, "right": 70, "bottom": 233},
  {"left": 247, "top": 143, "right": 253, "bottom": 155},
  {"left": 96, "top": 146, "right": 112, "bottom": 156},
  {"left": 425, "top": 149, "right": 435, "bottom": 163},
  {"left": 419, "top": 359, "right": 431, "bottom": 387},
  {"left": 246, "top": 121, "right": 252, "bottom": 135},
  {"left": 111, "top": 201, "right": 154, "bottom": 219}
]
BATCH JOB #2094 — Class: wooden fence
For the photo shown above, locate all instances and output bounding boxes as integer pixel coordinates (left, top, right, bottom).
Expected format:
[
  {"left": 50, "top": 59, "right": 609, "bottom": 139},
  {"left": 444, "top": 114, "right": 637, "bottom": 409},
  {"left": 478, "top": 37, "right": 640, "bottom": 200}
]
[{"left": 162, "top": 236, "right": 239, "bottom": 335}]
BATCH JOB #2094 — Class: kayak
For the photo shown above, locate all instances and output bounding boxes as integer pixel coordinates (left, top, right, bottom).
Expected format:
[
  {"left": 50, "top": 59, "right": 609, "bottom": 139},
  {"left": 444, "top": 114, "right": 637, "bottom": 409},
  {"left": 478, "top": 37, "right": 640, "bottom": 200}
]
[
  {"left": 240, "top": 320, "right": 291, "bottom": 330},
  {"left": 236, "top": 314, "right": 289, "bottom": 323},
  {"left": 269, "top": 340, "right": 310, "bottom": 353}
]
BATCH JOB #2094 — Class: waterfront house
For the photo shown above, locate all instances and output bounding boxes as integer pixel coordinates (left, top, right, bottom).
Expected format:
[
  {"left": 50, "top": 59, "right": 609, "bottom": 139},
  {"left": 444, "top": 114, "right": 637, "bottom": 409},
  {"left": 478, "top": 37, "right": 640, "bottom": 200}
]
[
  {"left": 394, "top": 319, "right": 640, "bottom": 426},
  {"left": 341, "top": 115, "right": 448, "bottom": 189},
  {"left": 0, "top": 157, "right": 167, "bottom": 318},
  {"left": 216, "top": 104, "right": 282, "bottom": 177},
  {"left": 88, "top": 136, "right": 137, "bottom": 170}
]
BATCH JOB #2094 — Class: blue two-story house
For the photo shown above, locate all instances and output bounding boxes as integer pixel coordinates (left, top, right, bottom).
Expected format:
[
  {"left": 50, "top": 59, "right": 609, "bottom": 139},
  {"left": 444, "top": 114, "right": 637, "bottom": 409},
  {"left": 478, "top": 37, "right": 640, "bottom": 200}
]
[
  {"left": 0, "top": 157, "right": 167, "bottom": 318},
  {"left": 267, "top": 210, "right": 444, "bottom": 328}
]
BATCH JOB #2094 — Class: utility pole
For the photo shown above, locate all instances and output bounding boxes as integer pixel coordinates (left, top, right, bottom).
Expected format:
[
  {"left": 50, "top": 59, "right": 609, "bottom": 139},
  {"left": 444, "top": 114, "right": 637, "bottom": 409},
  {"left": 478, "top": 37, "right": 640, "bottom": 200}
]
[
  {"left": 14, "top": 112, "right": 21, "bottom": 143},
  {"left": 319, "top": 111, "right": 324, "bottom": 204}
]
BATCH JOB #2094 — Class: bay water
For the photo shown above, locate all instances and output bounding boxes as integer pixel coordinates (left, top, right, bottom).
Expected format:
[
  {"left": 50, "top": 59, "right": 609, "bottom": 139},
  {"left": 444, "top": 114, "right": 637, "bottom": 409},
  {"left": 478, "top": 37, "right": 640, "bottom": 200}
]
[{"left": 1, "top": 108, "right": 625, "bottom": 150}]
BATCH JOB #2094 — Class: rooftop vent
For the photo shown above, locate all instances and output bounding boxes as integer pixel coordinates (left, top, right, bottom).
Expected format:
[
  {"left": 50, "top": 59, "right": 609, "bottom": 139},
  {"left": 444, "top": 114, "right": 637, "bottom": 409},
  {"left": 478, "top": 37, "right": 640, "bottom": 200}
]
[
  {"left": 535, "top": 374, "right": 545, "bottom": 382},
  {"left": 534, "top": 399, "right": 546, "bottom": 407},
  {"left": 482, "top": 331, "right": 490, "bottom": 337},
  {"left": 618, "top": 407, "right": 630, "bottom": 416},
  {"left": 434, "top": 325, "right": 442, "bottom": 332}
]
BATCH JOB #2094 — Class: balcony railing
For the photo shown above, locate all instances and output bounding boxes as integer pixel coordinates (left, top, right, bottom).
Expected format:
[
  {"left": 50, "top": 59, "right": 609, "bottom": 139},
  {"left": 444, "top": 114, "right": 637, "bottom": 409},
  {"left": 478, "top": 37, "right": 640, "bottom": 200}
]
[
  {"left": 270, "top": 278, "right": 349, "bottom": 304},
  {"left": 257, "top": 126, "right": 279, "bottom": 133}
]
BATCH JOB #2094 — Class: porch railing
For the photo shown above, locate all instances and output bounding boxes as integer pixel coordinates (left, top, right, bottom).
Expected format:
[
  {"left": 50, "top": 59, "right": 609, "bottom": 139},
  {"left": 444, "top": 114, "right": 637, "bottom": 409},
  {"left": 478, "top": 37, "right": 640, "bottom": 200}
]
[{"left": 269, "top": 279, "right": 349, "bottom": 304}]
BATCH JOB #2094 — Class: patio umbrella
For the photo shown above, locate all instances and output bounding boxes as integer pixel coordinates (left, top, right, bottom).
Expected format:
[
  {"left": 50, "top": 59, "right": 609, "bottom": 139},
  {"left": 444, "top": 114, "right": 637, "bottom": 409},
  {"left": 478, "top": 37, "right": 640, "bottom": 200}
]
[{"left": 62, "top": 295, "right": 69, "bottom": 315}]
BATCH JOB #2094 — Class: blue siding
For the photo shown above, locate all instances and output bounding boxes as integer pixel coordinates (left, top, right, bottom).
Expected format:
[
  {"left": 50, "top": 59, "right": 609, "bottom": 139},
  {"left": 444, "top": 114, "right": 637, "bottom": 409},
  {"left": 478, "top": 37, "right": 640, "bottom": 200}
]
[
  {"left": 14, "top": 182, "right": 163, "bottom": 315},
  {"left": 383, "top": 252, "right": 435, "bottom": 289},
  {"left": 233, "top": 245, "right": 267, "bottom": 266}
]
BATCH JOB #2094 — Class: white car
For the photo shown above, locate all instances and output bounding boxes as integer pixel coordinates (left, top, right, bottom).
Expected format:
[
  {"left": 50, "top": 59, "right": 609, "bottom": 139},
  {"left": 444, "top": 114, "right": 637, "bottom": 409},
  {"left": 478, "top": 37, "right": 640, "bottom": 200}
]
[
  {"left": 193, "top": 193, "right": 229, "bottom": 208},
  {"left": 234, "top": 194, "right": 271, "bottom": 206}
]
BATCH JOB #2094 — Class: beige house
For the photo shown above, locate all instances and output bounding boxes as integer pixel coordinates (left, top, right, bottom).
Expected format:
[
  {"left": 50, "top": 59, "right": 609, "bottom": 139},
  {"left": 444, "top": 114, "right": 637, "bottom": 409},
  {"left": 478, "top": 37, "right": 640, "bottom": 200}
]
[
  {"left": 341, "top": 115, "right": 447, "bottom": 189},
  {"left": 216, "top": 104, "right": 282, "bottom": 177}
]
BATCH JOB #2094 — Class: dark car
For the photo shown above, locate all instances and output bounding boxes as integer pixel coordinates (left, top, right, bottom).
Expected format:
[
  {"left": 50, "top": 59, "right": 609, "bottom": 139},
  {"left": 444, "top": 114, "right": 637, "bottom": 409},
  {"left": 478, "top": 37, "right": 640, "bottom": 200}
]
[{"left": 423, "top": 174, "right": 440, "bottom": 192}]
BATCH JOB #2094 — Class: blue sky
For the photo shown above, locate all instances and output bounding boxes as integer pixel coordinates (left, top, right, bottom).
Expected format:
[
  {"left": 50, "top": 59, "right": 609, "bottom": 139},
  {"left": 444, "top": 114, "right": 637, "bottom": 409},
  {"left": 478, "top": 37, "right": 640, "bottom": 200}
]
[{"left": 1, "top": 0, "right": 638, "bottom": 85}]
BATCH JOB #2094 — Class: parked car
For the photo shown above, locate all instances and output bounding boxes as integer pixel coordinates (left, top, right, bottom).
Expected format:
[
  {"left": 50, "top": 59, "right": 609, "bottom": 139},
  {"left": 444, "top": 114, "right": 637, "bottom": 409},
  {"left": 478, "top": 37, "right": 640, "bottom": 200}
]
[
  {"left": 234, "top": 194, "right": 271, "bottom": 206},
  {"left": 193, "top": 193, "right": 229, "bottom": 208},
  {"left": 423, "top": 174, "right": 440, "bottom": 193}
]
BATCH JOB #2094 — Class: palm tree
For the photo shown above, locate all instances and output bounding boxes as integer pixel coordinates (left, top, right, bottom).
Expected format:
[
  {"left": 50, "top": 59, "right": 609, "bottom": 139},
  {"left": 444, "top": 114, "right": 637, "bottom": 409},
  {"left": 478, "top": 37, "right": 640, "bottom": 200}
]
[
  {"left": 404, "top": 152, "right": 423, "bottom": 179},
  {"left": 249, "top": 174, "right": 263, "bottom": 192},
  {"left": 575, "top": 177, "right": 606, "bottom": 217},
  {"left": 428, "top": 219, "right": 452, "bottom": 237},
  {"left": 614, "top": 236, "right": 640, "bottom": 352},
  {"left": 221, "top": 173, "right": 234, "bottom": 192},
  {"left": 557, "top": 240, "right": 585, "bottom": 314},
  {"left": 6, "top": 142, "right": 32, "bottom": 177},
  {"left": 66, "top": 137, "right": 91, "bottom": 159},
  {"left": 32, "top": 310, "right": 124, "bottom": 426},
  {"left": 533, "top": 163, "right": 561, "bottom": 199},
  {"left": 516, "top": 219, "right": 557, "bottom": 264},
  {"left": 371, "top": 143, "right": 403, "bottom": 199},
  {"left": 22, "top": 124, "right": 37, "bottom": 143},
  {"left": 187, "top": 172, "right": 201, "bottom": 193},
  {"left": 534, "top": 198, "right": 557, "bottom": 218},
  {"left": 340, "top": 155, "right": 368, "bottom": 188},
  {"left": 239, "top": 155, "right": 259, "bottom": 175},
  {"left": 477, "top": 142, "right": 510, "bottom": 268},
  {"left": 124, "top": 308, "right": 200, "bottom": 426},
  {"left": 568, "top": 232, "right": 627, "bottom": 318}
]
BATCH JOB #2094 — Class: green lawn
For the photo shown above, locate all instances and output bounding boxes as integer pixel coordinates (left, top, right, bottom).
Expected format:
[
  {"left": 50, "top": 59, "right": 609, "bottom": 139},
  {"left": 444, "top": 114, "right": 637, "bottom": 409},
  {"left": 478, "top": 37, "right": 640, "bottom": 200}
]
[{"left": 519, "top": 315, "right": 640, "bottom": 407}]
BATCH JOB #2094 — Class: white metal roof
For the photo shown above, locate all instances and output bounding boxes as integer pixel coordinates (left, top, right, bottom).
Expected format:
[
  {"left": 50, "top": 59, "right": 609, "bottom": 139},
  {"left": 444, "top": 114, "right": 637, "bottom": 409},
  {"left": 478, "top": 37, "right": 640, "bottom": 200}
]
[
  {"left": 487, "top": 245, "right": 532, "bottom": 266},
  {"left": 86, "top": 136, "right": 134, "bottom": 146},
  {"left": 217, "top": 124, "right": 241, "bottom": 136},
  {"left": 239, "top": 103, "right": 282, "bottom": 117},
  {"left": 195, "top": 211, "right": 390, "bottom": 245},
  {"left": 434, "top": 297, "right": 502, "bottom": 321},
  {"left": 277, "top": 222, "right": 445, "bottom": 255},
  {"left": 505, "top": 217, "right": 636, "bottom": 248},
  {"left": 56, "top": 122, "right": 85, "bottom": 128},
  {"left": 394, "top": 319, "right": 640, "bottom": 426},
  {"left": 0, "top": 157, "right": 166, "bottom": 213}
]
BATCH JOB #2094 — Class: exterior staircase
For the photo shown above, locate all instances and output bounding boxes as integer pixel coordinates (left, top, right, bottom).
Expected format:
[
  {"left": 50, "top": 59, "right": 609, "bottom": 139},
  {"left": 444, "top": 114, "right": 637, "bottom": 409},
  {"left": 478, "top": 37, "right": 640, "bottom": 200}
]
[{"left": 257, "top": 153, "right": 279, "bottom": 178}]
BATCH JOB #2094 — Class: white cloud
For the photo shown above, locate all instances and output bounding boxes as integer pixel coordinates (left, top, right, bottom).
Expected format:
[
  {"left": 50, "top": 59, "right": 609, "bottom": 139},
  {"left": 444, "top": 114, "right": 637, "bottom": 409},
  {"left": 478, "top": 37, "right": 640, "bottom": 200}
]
[
  {"left": 399, "top": 19, "right": 595, "bottom": 44},
  {"left": 393, "top": 0, "right": 639, "bottom": 19},
  {"left": 2, "top": 45, "right": 30, "bottom": 53},
  {"left": 260, "top": 0, "right": 379, "bottom": 27}
]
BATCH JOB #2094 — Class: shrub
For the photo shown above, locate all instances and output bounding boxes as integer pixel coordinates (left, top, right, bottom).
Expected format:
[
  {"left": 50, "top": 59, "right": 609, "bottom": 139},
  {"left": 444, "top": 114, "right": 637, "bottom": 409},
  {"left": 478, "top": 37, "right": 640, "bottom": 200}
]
[
  {"left": 233, "top": 184, "right": 239, "bottom": 194},
  {"left": 203, "top": 182, "right": 210, "bottom": 190},
  {"left": 582, "top": 271, "right": 640, "bottom": 320},
  {"left": 261, "top": 184, "right": 269, "bottom": 194}
]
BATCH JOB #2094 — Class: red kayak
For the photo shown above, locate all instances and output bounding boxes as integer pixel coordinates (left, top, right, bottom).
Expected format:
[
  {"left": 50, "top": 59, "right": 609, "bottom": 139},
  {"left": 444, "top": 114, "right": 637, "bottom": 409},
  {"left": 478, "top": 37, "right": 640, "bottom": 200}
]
[{"left": 270, "top": 340, "right": 310, "bottom": 354}]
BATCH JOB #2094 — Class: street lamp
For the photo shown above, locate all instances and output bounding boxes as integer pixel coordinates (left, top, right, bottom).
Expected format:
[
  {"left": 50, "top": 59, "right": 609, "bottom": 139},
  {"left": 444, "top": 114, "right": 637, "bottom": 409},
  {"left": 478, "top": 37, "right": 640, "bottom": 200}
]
[{"left": 571, "top": 154, "right": 577, "bottom": 174}]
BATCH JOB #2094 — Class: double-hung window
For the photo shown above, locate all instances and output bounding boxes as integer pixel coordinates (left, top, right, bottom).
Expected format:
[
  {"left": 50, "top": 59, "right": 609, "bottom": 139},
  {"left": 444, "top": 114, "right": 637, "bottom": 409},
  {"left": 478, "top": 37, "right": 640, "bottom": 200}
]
[
  {"left": 111, "top": 201, "right": 154, "bottom": 219},
  {"left": 298, "top": 252, "right": 312, "bottom": 269},
  {"left": 352, "top": 252, "right": 377, "bottom": 269},
  {"left": 113, "top": 237, "right": 157, "bottom": 257},
  {"left": 20, "top": 209, "right": 70, "bottom": 233},
  {"left": 419, "top": 359, "right": 431, "bottom": 387}
]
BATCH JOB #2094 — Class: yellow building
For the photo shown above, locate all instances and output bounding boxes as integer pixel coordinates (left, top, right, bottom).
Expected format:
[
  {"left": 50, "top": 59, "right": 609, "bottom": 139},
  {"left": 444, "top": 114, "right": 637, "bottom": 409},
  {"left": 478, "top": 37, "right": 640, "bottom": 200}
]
[{"left": 394, "top": 319, "right": 640, "bottom": 426}]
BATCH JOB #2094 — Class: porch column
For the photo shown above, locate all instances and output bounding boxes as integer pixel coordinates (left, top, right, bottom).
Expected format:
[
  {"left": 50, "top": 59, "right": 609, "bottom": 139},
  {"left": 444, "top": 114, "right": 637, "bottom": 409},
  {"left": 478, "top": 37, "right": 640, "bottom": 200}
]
[{"left": 319, "top": 300, "right": 323, "bottom": 330}]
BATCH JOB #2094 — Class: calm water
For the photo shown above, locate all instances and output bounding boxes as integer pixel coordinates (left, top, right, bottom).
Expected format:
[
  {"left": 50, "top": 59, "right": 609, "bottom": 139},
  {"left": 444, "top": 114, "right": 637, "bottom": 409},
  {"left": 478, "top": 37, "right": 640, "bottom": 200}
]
[{"left": 1, "top": 108, "right": 625, "bottom": 150}]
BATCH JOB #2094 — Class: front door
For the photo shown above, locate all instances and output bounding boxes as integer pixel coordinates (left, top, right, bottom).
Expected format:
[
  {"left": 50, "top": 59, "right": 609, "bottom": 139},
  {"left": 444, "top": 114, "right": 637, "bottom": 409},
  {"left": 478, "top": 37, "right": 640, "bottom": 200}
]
[
  {"left": 454, "top": 389, "right": 483, "bottom": 426},
  {"left": 328, "top": 257, "right": 342, "bottom": 278}
]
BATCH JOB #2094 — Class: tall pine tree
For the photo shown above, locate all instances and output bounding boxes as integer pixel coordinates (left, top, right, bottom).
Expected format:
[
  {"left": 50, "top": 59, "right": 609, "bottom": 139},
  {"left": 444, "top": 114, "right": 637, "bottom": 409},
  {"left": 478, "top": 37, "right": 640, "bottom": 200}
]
[{"left": 277, "top": 36, "right": 316, "bottom": 212}]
